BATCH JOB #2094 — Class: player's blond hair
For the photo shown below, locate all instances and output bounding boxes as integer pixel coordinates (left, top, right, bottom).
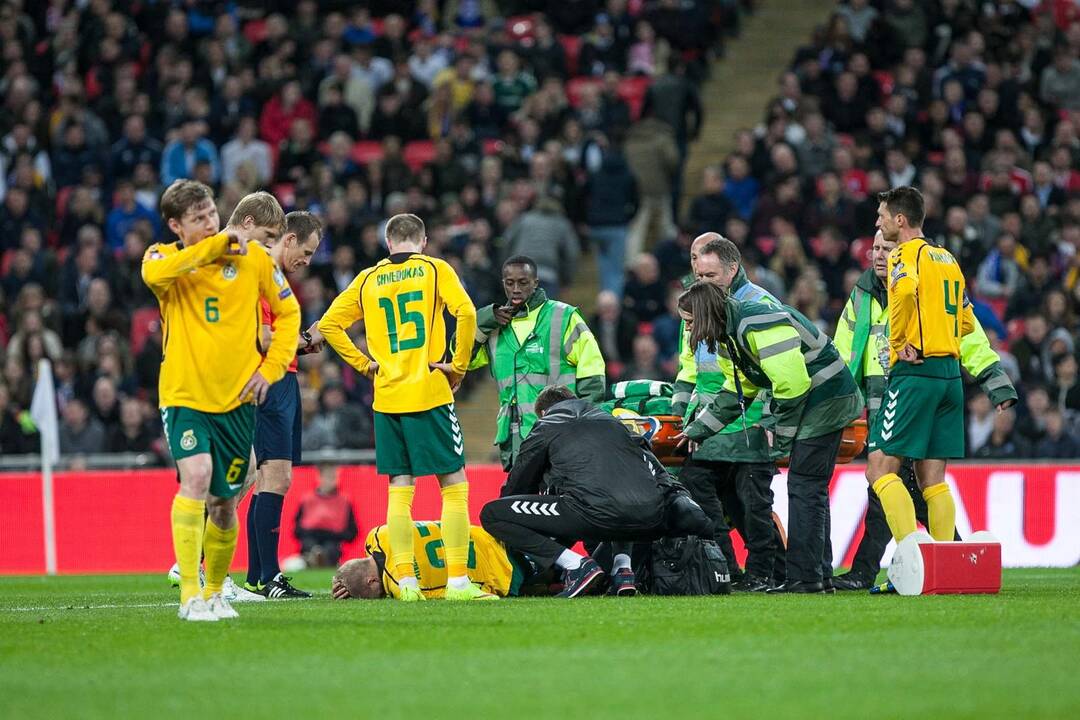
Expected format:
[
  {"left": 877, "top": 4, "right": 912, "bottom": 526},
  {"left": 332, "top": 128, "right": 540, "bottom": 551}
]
[
  {"left": 385, "top": 213, "right": 426, "bottom": 247},
  {"left": 228, "top": 191, "right": 287, "bottom": 233},
  {"left": 160, "top": 179, "right": 214, "bottom": 222}
]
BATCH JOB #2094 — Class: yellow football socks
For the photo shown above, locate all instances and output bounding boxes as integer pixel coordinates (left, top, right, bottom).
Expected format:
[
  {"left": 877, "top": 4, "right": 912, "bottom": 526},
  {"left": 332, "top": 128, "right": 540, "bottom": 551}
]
[
  {"left": 171, "top": 495, "right": 206, "bottom": 604},
  {"left": 441, "top": 483, "right": 470, "bottom": 579},
  {"left": 922, "top": 483, "right": 956, "bottom": 541},
  {"left": 202, "top": 517, "right": 238, "bottom": 599},
  {"left": 872, "top": 473, "right": 918, "bottom": 542},
  {"left": 387, "top": 486, "right": 416, "bottom": 579}
]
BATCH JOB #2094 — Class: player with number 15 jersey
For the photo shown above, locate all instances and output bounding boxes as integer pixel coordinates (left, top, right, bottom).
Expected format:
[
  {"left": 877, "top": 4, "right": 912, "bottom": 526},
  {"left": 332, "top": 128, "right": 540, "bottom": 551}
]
[{"left": 319, "top": 214, "right": 489, "bottom": 602}]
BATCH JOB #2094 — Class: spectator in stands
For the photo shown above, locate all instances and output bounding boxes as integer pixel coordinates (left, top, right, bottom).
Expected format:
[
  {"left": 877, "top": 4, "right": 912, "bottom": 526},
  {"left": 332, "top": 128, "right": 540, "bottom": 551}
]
[
  {"left": 59, "top": 397, "right": 106, "bottom": 457},
  {"left": 105, "top": 179, "right": 159, "bottom": 250},
  {"left": 686, "top": 165, "right": 733, "bottom": 237},
  {"left": 1051, "top": 352, "right": 1080, "bottom": 413},
  {"left": 966, "top": 393, "right": 995, "bottom": 456},
  {"left": 501, "top": 196, "right": 579, "bottom": 299},
  {"left": 107, "top": 397, "right": 161, "bottom": 460},
  {"left": 220, "top": 116, "right": 273, "bottom": 187},
  {"left": 1019, "top": 385, "right": 1053, "bottom": 447},
  {"left": 110, "top": 115, "right": 163, "bottom": 183},
  {"left": 625, "top": 103, "right": 680, "bottom": 259},
  {"left": 275, "top": 118, "right": 321, "bottom": 184},
  {"left": 591, "top": 289, "right": 637, "bottom": 379},
  {"left": 976, "top": 232, "right": 1023, "bottom": 300},
  {"left": 974, "top": 407, "right": 1029, "bottom": 458},
  {"left": 586, "top": 136, "right": 638, "bottom": 298},
  {"left": 622, "top": 334, "right": 664, "bottom": 381},
  {"left": 260, "top": 79, "right": 318, "bottom": 148},
  {"left": 91, "top": 376, "right": 120, "bottom": 428},
  {"left": 160, "top": 116, "right": 220, "bottom": 186},
  {"left": 1040, "top": 44, "right": 1080, "bottom": 111},
  {"left": 294, "top": 465, "right": 358, "bottom": 568},
  {"left": 1011, "top": 313, "right": 1050, "bottom": 385},
  {"left": 305, "top": 383, "right": 373, "bottom": 450},
  {"left": 0, "top": 383, "right": 36, "bottom": 454},
  {"left": 1036, "top": 407, "right": 1080, "bottom": 458},
  {"left": 623, "top": 253, "right": 666, "bottom": 325}
]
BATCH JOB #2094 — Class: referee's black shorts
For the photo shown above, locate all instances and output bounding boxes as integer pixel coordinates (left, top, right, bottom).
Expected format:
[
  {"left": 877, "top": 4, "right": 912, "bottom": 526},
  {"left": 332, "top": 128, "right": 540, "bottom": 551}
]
[{"left": 255, "top": 371, "right": 302, "bottom": 466}]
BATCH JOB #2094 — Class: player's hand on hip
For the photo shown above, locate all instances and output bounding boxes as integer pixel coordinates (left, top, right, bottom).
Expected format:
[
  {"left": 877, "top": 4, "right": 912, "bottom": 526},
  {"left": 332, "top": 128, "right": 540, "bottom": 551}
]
[
  {"left": 225, "top": 233, "right": 249, "bottom": 256},
  {"left": 430, "top": 362, "right": 465, "bottom": 392},
  {"left": 240, "top": 370, "right": 271, "bottom": 405},
  {"left": 898, "top": 343, "right": 922, "bottom": 363},
  {"left": 363, "top": 362, "right": 379, "bottom": 380}
]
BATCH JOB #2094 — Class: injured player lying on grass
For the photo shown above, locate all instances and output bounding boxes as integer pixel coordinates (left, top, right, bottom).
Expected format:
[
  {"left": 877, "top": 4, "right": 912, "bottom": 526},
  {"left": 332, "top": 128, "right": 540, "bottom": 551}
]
[{"left": 330, "top": 522, "right": 526, "bottom": 600}]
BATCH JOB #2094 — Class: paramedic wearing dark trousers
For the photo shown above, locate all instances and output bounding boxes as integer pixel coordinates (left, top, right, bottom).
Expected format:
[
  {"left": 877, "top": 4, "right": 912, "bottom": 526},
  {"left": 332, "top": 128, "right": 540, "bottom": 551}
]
[{"left": 480, "top": 386, "right": 711, "bottom": 598}]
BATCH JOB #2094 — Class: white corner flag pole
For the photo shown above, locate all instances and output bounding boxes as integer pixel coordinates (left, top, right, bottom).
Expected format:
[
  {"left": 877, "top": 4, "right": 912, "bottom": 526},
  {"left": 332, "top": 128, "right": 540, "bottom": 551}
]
[{"left": 30, "top": 359, "right": 60, "bottom": 576}]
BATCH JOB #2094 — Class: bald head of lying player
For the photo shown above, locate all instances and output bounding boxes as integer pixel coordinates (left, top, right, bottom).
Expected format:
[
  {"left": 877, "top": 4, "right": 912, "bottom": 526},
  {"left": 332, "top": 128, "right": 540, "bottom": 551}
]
[{"left": 331, "top": 558, "right": 386, "bottom": 599}]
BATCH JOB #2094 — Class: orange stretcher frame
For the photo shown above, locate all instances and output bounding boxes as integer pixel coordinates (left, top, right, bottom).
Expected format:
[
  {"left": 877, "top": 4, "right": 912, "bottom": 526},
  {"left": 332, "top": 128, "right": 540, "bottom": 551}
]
[{"left": 628, "top": 416, "right": 868, "bottom": 469}]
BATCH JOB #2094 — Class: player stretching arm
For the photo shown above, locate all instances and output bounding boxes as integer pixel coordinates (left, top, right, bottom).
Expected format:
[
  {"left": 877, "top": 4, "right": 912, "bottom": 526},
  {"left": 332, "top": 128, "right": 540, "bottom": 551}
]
[
  {"left": 143, "top": 184, "right": 300, "bottom": 622},
  {"left": 865, "top": 186, "right": 975, "bottom": 551},
  {"left": 318, "top": 213, "right": 492, "bottom": 601}
]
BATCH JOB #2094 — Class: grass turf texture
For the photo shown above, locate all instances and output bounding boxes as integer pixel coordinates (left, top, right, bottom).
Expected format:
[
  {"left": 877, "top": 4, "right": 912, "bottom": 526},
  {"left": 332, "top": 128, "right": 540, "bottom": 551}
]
[{"left": 2, "top": 569, "right": 1078, "bottom": 719}]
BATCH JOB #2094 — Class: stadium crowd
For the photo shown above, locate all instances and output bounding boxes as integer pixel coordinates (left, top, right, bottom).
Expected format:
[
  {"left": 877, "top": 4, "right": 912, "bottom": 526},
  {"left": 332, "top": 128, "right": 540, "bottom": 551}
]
[
  {"left": 0, "top": 0, "right": 1076, "bottom": 463},
  {"left": 0, "top": 0, "right": 731, "bottom": 461}
]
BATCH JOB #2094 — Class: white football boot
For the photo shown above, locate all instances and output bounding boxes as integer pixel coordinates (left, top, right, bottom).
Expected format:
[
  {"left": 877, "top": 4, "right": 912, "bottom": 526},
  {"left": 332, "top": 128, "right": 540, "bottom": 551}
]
[
  {"left": 178, "top": 596, "right": 218, "bottom": 622},
  {"left": 222, "top": 576, "right": 266, "bottom": 602},
  {"left": 205, "top": 593, "right": 239, "bottom": 620}
]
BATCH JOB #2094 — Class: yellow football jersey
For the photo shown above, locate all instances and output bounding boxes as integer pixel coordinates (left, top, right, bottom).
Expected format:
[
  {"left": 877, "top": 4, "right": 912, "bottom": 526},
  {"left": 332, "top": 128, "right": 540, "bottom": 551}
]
[
  {"left": 142, "top": 232, "right": 301, "bottom": 412},
  {"left": 318, "top": 252, "right": 477, "bottom": 414},
  {"left": 364, "top": 522, "right": 517, "bottom": 599},
  {"left": 886, "top": 238, "right": 975, "bottom": 366}
]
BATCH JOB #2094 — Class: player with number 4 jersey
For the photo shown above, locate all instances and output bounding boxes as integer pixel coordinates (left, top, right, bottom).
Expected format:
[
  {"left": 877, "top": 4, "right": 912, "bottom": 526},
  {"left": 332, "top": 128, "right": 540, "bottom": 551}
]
[
  {"left": 866, "top": 187, "right": 975, "bottom": 553},
  {"left": 319, "top": 214, "right": 492, "bottom": 602}
]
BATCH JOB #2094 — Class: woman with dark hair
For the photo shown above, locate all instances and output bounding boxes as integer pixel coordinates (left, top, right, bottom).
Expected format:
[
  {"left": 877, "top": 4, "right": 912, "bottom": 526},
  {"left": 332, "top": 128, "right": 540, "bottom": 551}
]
[{"left": 674, "top": 282, "right": 861, "bottom": 594}]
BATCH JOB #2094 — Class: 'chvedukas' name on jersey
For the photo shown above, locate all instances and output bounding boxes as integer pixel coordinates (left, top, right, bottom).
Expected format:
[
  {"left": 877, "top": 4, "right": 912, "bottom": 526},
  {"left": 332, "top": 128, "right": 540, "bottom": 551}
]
[{"left": 377, "top": 265, "right": 425, "bottom": 286}]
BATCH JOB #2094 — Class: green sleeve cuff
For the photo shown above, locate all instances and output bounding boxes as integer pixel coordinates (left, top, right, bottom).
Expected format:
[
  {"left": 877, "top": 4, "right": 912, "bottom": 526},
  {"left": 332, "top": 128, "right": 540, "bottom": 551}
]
[{"left": 575, "top": 375, "right": 606, "bottom": 403}]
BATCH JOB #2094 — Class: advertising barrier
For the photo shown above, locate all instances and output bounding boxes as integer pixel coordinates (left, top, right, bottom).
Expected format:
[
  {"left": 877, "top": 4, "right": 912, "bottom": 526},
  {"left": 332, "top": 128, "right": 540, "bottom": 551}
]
[{"left": 0, "top": 464, "right": 1077, "bottom": 574}]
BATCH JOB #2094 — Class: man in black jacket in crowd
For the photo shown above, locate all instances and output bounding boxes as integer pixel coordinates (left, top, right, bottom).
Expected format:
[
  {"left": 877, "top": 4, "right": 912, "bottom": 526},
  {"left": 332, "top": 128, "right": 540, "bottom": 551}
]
[{"left": 480, "top": 386, "right": 711, "bottom": 598}]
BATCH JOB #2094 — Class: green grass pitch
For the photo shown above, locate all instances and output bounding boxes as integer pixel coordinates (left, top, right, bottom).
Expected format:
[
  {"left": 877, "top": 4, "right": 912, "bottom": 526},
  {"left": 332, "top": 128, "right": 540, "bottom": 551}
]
[{"left": 2, "top": 569, "right": 1079, "bottom": 719}]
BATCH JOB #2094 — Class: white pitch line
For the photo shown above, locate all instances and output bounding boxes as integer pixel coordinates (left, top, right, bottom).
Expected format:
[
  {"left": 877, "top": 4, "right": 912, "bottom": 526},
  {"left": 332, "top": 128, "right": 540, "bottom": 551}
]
[{"left": 3, "top": 602, "right": 179, "bottom": 612}]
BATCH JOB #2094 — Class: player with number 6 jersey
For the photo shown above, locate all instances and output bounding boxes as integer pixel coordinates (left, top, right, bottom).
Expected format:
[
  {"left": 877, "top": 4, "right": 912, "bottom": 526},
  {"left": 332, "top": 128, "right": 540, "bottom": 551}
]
[
  {"left": 143, "top": 184, "right": 301, "bottom": 622},
  {"left": 318, "top": 214, "right": 493, "bottom": 602}
]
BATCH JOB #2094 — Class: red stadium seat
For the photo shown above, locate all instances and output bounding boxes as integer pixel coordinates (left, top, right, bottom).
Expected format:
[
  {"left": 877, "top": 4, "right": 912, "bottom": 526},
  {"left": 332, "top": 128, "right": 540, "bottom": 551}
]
[
  {"left": 566, "top": 77, "right": 603, "bottom": 107},
  {"left": 558, "top": 35, "right": 582, "bottom": 77},
  {"left": 55, "top": 186, "right": 74, "bottom": 220},
  {"left": 351, "top": 140, "right": 385, "bottom": 166},
  {"left": 618, "top": 76, "right": 652, "bottom": 119},
  {"left": 873, "top": 70, "right": 895, "bottom": 97},
  {"left": 243, "top": 19, "right": 268, "bottom": 45},
  {"left": 0, "top": 249, "right": 15, "bottom": 276},
  {"left": 850, "top": 236, "right": 873, "bottom": 268},
  {"left": 1006, "top": 318, "right": 1026, "bottom": 343},
  {"left": 272, "top": 183, "right": 296, "bottom": 209},
  {"left": 403, "top": 140, "right": 436, "bottom": 172},
  {"left": 129, "top": 307, "right": 160, "bottom": 355}
]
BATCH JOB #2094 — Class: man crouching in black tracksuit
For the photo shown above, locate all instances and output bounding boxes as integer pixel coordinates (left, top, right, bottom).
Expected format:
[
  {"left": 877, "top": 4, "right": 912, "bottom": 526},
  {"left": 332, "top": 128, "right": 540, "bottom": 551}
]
[{"left": 480, "top": 385, "right": 712, "bottom": 598}]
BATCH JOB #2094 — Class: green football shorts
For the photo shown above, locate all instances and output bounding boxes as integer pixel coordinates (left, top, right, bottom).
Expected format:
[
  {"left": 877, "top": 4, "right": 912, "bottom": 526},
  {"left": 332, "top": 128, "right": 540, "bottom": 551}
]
[
  {"left": 161, "top": 405, "right": 255, "bottom": 498},
  {"left": 374, "top": 403, "right": 465, "bottom": 477},
  {"left": 868, "top": 357, "right": 965, "bottom": 460}
]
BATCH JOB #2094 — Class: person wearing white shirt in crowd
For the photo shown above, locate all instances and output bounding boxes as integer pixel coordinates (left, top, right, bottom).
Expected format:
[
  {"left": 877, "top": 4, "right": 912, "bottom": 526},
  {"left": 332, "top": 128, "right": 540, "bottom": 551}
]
[{"left": 220, "top": 116, "right": 272, "bottom": 186}]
